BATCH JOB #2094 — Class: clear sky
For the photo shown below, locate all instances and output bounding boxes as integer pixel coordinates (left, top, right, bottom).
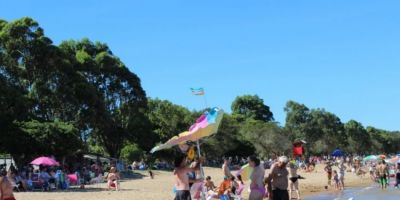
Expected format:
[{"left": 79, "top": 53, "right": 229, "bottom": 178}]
[{"left": 3, "top": 0, "right": 400, "bottom": 130}]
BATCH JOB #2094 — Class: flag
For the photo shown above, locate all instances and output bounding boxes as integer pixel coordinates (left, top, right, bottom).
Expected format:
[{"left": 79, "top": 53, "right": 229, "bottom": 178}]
[{"left": 190, "top": 88, "right": 205, "bottom": 95}]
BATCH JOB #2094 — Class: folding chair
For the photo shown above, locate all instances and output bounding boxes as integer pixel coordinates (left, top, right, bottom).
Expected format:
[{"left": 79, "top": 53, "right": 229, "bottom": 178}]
[{"left": 31, "top": 173, "right": 44, "bottom": 191}]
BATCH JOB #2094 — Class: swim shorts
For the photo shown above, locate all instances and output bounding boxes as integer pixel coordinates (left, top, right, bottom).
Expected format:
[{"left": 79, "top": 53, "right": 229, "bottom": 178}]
[{"left": 175, "top": 190, "right": 191, "bottom": 200}]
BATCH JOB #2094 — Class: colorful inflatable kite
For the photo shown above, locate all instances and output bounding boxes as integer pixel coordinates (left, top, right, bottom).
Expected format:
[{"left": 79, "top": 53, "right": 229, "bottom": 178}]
[{"left": 150, "top": 107, "right": 224, "bottom": 153}]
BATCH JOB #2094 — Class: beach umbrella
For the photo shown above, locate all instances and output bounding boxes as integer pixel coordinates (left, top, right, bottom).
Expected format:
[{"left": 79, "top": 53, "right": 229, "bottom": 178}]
[
  {"left": 388, "top": 156, "right": 399, "bottom": 164},
  {"left": 150, "top": 107, "right": 224, "bottom": 153},
  {"left": 236, "top": 163, "right": 254, "bottom": 181},
  {"left": 331, "top": 148, "right": 344, "bottom": 157},
  {"left": 30, "top": 156, "right": 60, "bottom": 166},
  {"left": 363, "top": 155, "right": 377, "bottom": 162}
]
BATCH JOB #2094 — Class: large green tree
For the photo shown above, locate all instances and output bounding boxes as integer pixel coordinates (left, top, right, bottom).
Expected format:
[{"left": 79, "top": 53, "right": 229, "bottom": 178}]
[
  {"left": 241, "top": 120, "right": 291, "bottom": 157},
  {"left": 284, "top": 101, "right": 346, "bottom": 155},
  {"left": 284, "top": 100, "right": 310, "bottom": 141},
  {"left": 232, "top": 95, "right": 274, "bottom": 122},
  {"left": 59, "top": 39, "right": 150, "bottom": 158},
  {"left": 1, "top": 18, "right": 150, "bottom": 162},
  {"left": 344, "top": 120, "right": 370, "bottom": 154},
  {"left": 307, "top": 109, "right": 346, "bottom": 154},
  {"left": 202, "top": 114, "right": 253, "bottom": 159},
  {"left": 147, "top": 98, "right": 193, "bottom": 142}
]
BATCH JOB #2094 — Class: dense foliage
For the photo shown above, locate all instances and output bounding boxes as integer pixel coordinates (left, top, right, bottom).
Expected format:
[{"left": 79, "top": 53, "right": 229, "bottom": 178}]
[{"left": 1, "top": 18, "right": 399, "bottom": 166}]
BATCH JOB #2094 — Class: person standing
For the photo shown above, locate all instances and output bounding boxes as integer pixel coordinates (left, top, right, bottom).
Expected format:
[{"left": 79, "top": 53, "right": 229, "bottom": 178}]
[
  {"left": 222, "top": 157, "right": 233, "bottom": 179},
  {"left": 338, "top": 162, "right": 347, "bottom": 190},
  {"left": 0, "top": 170, "right": 16, "bottom": 200},
  {"left": 324, "top": 163, "right": 333, "bottom": 186},
  {"left": 248, "top": 156, "right": 265, "bottom": 200},
  {"left": 288, "top": 162, "right": 301, "bottom": 200},
  {"left": 395, "top": 163, "right": 400, "bottom": 188},
  {"left": 265, "top": 156, "right": 289, "bottom": 200},
  {"left": 376, "top": 160, "right": 389, "bottom": 190},
  {"left": 174, "top": 155, "right": 202, "bottom": 200}
]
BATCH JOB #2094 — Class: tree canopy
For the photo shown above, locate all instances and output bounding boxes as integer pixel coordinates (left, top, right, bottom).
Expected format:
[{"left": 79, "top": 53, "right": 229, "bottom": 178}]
[{"left": 231, "top": 95, "right": 274, "bottom": 122}]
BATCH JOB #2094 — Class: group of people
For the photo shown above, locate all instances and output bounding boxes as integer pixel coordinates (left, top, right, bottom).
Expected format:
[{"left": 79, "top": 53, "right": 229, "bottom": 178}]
[
  {"left": 0, "top": 165, "right": 64, "bottom": 192},
  {"left": 324, "top": 160, "right": 347, "bottom": 190},
  {"left": 0, "top": 161, "right": 123, "bottom": 200},
  {"left": 369, "top": 160, "right": 400, "bottom": 190},
  {"left": 173, "top": 155, "right": 303, "bottom": 200}
]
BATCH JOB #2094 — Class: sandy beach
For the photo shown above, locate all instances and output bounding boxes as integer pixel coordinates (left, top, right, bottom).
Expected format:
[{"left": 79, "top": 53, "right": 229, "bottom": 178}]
[{"left": 14, "top": 164, "right": 372, "bottom": 200}]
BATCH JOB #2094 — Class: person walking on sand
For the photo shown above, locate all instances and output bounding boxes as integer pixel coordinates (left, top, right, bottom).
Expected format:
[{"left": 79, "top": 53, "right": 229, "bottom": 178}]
[
  {"left": 174, "top": 155, "right": 203, "bottom": 200},
  {"left": 0, "top": 170, "right": 16, "bottom": 200},
  {"left": 248, "top": 156, "right": 265, "bottom": 200},
  {"left": 338, "top": 162, "right": 346, "bottom": 190},
  {"left": 288, "top": 162, "right": 301, "bottom": 200},
  {"left": 265, "top": 156, "right": 289, "bottom": 200},
  {"left": 222, "top": 157, "right": 233, "bottom": 179}
]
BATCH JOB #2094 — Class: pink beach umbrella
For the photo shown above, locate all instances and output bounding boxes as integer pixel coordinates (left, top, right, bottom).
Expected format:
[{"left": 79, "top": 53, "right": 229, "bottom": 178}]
[{"left": 30, "top": 156, "right": 60, "bottom": 166}]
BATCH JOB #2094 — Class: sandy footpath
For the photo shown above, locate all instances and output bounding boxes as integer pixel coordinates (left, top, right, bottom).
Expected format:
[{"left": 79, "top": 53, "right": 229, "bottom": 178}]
[{"left": 14, "top": 164, "right": 372, "bottom": 200}]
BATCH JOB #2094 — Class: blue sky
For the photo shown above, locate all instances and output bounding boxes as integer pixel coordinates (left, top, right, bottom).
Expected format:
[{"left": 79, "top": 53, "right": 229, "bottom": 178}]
[{"left": 3, "top": 0, "right": 400, "bottom": 130}]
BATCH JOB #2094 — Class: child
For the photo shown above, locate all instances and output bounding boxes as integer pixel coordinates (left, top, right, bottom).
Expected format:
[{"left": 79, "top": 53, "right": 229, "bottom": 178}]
[
  {"left": 204, "top": 176, "right": 216, "bottom": 191},
  {"left": 230, "top": 176, "right": 238, "bottom": 194},
  {"left": 333, "top": 170, "right": 340, "bottom": 190},
  {"left": 148, "top": 170, "right": 154, "bottom": 179},
  {"left": 106, "top": 167, "right": 120, "bottom": 191}
]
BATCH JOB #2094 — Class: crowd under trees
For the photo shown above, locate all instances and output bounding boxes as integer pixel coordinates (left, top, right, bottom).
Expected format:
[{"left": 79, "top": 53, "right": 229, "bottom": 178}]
[{"left": 1, "top": 18, "right": 399, "bottom": 167}]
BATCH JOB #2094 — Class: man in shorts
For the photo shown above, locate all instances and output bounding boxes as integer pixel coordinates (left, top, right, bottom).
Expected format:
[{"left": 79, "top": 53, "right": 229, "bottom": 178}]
[
  {"left": 376, "top": 160, "right": 389, "bottom": 190},
  {"left": 174, "top": 155, "right": 203, "bottom": 200}
]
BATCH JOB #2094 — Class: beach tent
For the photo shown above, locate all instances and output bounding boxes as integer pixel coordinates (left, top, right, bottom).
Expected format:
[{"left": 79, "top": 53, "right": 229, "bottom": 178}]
[{"left": 331, "top": 148, "right": 344, "bottom": 157}]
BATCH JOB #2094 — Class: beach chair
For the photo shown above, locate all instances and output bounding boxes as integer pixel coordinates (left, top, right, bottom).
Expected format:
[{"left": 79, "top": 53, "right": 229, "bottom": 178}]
[{"left": 31, "top": 173, "right": 44, "bottom": 191}]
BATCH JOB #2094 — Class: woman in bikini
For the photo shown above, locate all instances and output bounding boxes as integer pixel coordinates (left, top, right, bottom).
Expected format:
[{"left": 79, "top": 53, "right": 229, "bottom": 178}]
[
  {"left": 107, "top": 167, "right": 120, "bottom": 191},
  {"left": 288, "top": 162, "right": 301, "bottom": 200}
]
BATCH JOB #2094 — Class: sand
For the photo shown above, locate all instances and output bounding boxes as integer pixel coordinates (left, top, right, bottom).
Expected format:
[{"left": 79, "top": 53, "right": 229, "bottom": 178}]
[{"left": 14, "top": 164, "right": 372, "bottom": 200}]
